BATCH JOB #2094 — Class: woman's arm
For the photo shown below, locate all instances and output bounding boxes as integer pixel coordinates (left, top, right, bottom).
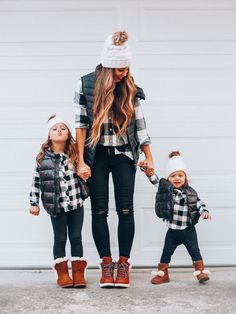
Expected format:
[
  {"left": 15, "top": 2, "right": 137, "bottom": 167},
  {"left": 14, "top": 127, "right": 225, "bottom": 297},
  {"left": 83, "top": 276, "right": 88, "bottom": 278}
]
[
  {"left": 74, "top": 79, "right": 91, "bottom": 180},
  {"left": 76, "top": 128, "right": 91, "bottom": 180}
]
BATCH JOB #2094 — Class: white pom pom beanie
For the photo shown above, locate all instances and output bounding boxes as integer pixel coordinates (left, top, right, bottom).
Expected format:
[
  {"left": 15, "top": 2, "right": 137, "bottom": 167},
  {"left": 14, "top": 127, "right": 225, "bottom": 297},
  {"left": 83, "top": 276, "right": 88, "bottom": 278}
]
[
  {"left": 46, "top": 116, "right": 71, "bottom": 135},
  {"left": 166, "top": 154, "right": 188, "bottom": 179},
  {"left": 101, "top": 32, "right": 132, "bottom": 68}
]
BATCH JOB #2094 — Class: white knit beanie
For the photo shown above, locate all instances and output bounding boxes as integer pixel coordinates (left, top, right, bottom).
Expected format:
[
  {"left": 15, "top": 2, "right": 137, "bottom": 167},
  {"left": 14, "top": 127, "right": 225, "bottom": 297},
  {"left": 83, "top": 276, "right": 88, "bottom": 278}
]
[
  {"left": 46, "top": 115, "right": 71, "bottom": 135},
  {"left": 101, "top": 31, "right": 132, "bottom": 68},
  {"left": 166, "top": 151, "right": 188, "bottom": 178}
]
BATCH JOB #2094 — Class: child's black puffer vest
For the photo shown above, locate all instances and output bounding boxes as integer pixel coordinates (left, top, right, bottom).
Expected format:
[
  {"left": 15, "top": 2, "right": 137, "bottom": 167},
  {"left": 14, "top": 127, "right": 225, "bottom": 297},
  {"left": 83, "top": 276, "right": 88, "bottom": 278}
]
[
  {"left": 38, "top": 151, "right": 61, "bottom": 217},
  {"left": 155, "top": 178, "right": 200, "bottom": 225},
  {"left": 80, "top": 65, "right": 146, "bottom": 167}
]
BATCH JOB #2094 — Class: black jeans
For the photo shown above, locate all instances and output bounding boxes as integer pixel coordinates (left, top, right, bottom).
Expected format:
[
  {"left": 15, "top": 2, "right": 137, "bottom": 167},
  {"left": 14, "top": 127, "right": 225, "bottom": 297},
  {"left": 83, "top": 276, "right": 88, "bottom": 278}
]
[
  {"left": 50, "top": 206, "right": 84, "bottom": 259},
  {"left": 160, "top": 225, "right": 202, "bottom": 263},
  {"left": 88, "top": 145, "right": 136, "bottom": 258}
]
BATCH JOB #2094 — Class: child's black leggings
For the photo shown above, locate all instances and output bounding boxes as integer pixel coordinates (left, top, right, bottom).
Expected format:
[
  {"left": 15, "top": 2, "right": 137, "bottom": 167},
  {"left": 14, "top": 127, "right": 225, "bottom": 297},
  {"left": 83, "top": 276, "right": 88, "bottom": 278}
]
[
  {"left": 50, "top": 206, "right": 84, "bottom": 259},
  {"left": 160, "top": 225, "right": 202, "bottom": 263}
]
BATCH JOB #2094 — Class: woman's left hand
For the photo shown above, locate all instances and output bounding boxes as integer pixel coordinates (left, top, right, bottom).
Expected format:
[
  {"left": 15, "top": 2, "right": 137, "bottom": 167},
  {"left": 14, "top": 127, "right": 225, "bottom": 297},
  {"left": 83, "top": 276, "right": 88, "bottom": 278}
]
[{"left": 138, "top": 158, "right": 154, "bottom": 176}]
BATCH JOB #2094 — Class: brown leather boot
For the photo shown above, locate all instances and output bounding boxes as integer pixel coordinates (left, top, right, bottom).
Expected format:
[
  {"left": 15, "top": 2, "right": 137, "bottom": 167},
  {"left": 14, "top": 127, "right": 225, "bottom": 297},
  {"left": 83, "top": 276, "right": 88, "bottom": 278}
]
[
  {"left": 54, "top": 258, "right": 73, "bottom": 288},
  {"left": 193, "top": 260, "right": 210, "bottom": 283},
  {"left": 115, "top": 256, "right": 131, "bottom": 288},
  {"left": 100, "top": 256, "right": 115, "bottom": 288},
  {"left": 151, "top": 263, "right": 170, "bottom": 285},
  {"left": 71, "top": 257, "right": 87, "bottom": 288}
]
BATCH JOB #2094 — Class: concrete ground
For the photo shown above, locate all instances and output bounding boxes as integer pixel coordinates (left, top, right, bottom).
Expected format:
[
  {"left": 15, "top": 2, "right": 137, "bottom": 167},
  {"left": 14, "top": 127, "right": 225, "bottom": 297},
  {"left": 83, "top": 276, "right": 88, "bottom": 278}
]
[{"left": 0, "top": 267, "right": 235, "bottom": 314}]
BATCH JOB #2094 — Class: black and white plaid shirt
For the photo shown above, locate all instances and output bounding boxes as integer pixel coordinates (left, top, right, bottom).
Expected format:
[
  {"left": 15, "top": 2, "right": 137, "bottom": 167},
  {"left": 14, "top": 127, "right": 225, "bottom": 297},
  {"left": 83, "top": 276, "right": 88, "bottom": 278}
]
[
  {"left": 74, "top": 79, "right": 151, "bottom": 160},
  {"left": 147, "top": 173, "right": 208, "bottom": 230},
  {"left": 30, "top": 153, "right": 83, "bottom": 212}
]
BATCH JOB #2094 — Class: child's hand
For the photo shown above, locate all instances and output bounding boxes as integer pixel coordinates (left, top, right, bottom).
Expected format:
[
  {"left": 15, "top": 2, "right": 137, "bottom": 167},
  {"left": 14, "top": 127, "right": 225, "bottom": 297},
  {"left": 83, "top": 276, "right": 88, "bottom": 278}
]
[
  {"left": 138, "top": 161, "right": 154, "bottom": 177},
  {"left": 77, "top": 161, "right": 91, "bottom": 181},
  {"left": 29, "top": 206, "right": 40, "bottom": 216},
  {"left": 202, "top": 211, "right": 212, "bottom": 220}
]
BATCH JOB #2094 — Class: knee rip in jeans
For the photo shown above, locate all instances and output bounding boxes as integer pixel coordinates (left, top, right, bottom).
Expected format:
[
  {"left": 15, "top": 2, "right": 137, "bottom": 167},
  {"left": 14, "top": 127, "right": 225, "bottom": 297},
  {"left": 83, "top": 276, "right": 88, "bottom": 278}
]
[
  {"left": 118, "top": 207, "right": 133, "bottom": 216},
  {"left": 93, "top": 208, "right": 108, "bottom": 218}
]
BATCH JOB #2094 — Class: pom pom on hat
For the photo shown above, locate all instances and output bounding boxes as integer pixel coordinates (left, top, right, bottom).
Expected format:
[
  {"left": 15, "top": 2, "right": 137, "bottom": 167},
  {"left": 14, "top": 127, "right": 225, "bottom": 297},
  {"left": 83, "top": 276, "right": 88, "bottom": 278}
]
[
  {"left": 166, "top": 151, "right": 188, "bottom": 178},
  {"left": 101, "top": 31, "right": 132, "bottom": 68}
]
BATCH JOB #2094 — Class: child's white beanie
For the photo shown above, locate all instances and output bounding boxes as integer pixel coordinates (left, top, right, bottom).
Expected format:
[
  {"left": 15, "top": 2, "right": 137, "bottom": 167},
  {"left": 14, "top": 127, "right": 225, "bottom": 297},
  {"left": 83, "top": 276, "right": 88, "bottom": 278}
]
[
  {"left": 46, "top": 115, "right": 71, "bottom": 134},
  {"left": 166, "top": 151, "right": 188, "bottom": 178},
  {"left": 101, "top": 31, "right": 132, "bottom": 68}
]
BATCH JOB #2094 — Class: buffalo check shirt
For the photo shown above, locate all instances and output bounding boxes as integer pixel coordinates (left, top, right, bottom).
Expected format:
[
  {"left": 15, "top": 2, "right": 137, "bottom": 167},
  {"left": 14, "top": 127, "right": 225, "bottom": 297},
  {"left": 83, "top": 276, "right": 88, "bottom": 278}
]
[
  {"left": 147, "top": 173, "right": 208, "bottom": 230},
  {"left": 30, "top": 153, "right": 83, "bottom": 212},
  {"left": 74, "top": 79, "right": 151, "bottom": 160}
]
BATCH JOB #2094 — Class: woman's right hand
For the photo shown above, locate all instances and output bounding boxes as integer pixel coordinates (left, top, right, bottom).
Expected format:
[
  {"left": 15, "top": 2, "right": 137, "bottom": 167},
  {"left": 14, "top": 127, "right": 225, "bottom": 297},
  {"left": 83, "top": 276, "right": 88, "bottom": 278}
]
[
  {"left": 29, "top": 206, "right": 40, "bottom": 216},
  {"left": 77, "top": 161, "right": 91, "bottom": 181}
]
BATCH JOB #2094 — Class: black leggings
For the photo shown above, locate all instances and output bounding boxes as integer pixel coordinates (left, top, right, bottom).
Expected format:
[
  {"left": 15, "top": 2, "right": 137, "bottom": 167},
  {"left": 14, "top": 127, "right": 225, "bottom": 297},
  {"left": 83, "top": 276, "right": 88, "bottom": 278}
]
[
  {"left": 88, "top": 145, "right": 136, "bottom": 258},
  {"left": 160, "top": 225, "right": 202, "bottom": 263},
  {"left": 50, "top": 207, "right": 84, "bottom": 259}
]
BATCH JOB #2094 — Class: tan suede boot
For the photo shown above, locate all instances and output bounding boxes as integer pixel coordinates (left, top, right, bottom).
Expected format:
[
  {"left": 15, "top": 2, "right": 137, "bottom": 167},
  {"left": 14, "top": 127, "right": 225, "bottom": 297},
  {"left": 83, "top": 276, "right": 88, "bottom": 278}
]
[
  {"left": 151, "top": 263, "right": 170, "bottom": 285},
  {"left": 193, "top": 260, "right": 210, "bottom": 283},
  {"left": 99, "top": 256, "right": 115, "bottom": 288},
  {"left": 71, "top": 257, "right": 87, "bottom": 288},
  {"left": 53, "top": 257, "right": 73, "bottom": 288},
  {"left": 115, "top": 256, "right": 131, "bottom": 288}
]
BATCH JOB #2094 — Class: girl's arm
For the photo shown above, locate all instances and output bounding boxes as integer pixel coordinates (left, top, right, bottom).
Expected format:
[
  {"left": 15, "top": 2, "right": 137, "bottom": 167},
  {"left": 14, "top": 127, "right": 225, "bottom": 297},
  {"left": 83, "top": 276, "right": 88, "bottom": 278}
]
[{"left": 29, "top": 166, "right": 40, "bottom": 216}]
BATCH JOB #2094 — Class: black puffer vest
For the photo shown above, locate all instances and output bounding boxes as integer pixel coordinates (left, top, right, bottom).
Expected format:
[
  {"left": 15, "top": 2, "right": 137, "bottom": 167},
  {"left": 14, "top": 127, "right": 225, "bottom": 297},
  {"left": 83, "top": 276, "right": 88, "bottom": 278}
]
[
  {"left": 81, "top": 65, "right": 146, "bottom": 166},
  {"left": 38, "top": 151, "right": 61, "bottom": 217},
  {"left": 155, "top": 178, "right": 200, "bottom": 225}
]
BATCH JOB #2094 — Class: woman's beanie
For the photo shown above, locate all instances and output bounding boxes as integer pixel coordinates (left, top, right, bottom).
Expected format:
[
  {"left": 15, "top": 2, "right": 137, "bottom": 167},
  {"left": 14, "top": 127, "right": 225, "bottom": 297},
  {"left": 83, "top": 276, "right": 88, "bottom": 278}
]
[
  {"left": 46, "top": 115, "right": 71, "bottom": 135},
  {"left": 166, "top": 151, "right": 188, "bottom": 178},
  {"left": 101, "top": 31, "right": 132, "bottom": 68}
]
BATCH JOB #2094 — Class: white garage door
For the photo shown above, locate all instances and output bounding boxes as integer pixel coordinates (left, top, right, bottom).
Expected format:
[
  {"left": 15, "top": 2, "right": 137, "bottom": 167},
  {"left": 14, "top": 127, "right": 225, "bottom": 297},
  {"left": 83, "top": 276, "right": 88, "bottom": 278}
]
[{"left": 0, "top": 0, "right": 236, "bottom": 267}]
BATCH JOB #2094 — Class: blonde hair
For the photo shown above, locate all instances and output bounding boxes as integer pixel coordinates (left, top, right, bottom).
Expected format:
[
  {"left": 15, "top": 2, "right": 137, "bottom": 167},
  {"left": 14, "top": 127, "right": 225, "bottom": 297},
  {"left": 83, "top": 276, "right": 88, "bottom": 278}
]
[
  {"left": 89, "top": 66, "right": 137, "bottom": 147},
  {"left": 36, "top": 115, "right": 77, "bottom": 167}
]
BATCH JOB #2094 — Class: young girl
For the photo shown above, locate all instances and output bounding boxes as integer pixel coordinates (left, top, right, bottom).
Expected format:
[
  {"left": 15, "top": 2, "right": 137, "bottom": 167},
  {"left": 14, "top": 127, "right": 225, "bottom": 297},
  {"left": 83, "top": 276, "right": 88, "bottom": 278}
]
[
  {"left": 29, "top": 115, "right": 87, "bottom": 288},
  {"left": 139, "top": 151, "right": 211, "bottom": 284}
]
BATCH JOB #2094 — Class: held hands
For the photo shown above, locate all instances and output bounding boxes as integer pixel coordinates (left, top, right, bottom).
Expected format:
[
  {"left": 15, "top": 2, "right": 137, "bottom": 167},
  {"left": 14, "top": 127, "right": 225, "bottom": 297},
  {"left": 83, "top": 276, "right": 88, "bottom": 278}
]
[
  {"left": 29, "top": 206, "right": 40, "bottom": 216},
  {"left": 138, "top": 159, "right": 155, "bottom": 177},
  {"left": 77, "top": 161, "right": 91, "bottom": 181},
  {"left": 202, "top": 211, "right": 212, "bottom": 220}
]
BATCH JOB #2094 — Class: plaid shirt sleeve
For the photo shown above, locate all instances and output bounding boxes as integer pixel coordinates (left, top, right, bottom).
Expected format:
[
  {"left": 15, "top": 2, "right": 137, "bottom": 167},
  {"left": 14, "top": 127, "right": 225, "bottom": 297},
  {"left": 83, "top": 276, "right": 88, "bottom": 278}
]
[
  {"left": 74, "top": 79, "right": 89, "bottom": 129},
  {"left": 29, "top": 166, "right": 40, "bottom": 206},
  {"left": 145, "top": 172, "right": 159, "bottom": 189},
  {"left": 134, "top": 98, "right": 151, "bottom": 146},
  {"left": 197, "top": 197, "right": 209, "bottom": 215}
]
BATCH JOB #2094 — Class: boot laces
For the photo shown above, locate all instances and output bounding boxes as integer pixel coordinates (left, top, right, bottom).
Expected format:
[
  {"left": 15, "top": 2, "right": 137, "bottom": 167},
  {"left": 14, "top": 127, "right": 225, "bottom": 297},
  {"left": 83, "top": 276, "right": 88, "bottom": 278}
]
[
  {"left": 117, "top": 262, "right": 129, "bottom": 278},
  {"left": 101, "top": 262, "right": 114, "bottom": 278}
]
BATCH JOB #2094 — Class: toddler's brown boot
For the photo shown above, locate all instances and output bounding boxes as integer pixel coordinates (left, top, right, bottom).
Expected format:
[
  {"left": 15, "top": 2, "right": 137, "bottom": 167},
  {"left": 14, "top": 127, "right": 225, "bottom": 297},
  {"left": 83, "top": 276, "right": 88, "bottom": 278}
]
[
  {"left": 151, "top": 263, "right": 170, "bottom": 285},
  {"left": 193, "top": 260, "right": 210, "bottom": 283}
]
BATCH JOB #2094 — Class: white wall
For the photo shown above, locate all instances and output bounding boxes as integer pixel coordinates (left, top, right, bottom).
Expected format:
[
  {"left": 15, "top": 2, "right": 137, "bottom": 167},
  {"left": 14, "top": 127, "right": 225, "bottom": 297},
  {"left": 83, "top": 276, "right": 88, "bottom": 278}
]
[{"left": 0, "top": 0, "right": 236, "bottom": 267}]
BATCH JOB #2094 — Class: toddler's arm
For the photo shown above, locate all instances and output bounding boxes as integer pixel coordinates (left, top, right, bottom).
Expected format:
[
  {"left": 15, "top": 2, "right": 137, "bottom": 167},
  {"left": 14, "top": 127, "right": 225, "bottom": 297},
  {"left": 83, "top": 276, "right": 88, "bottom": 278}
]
[
  {"left": 197, "top": 198, "right": 212, "bottom": 220},
  {"left": 138, "top": 163, "right": 159, "bottom": 189}
]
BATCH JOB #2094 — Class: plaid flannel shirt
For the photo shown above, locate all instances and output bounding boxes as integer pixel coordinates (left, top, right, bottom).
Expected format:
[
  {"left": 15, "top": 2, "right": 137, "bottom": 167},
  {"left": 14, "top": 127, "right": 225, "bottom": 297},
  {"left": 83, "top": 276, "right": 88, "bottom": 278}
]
[
  {"left": 74, "top": 79, "right": 151, "bottom": 160},
  {"left": 30, "top": 153, "right": 83, "bottom": 212},
  {"left": 147, "top": 173, "right": 208, "bottom": 230}
]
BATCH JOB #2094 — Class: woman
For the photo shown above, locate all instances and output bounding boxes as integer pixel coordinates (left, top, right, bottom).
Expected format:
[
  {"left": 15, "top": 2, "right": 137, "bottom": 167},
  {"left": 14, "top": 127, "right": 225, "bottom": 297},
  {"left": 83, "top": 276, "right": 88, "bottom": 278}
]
[{"left": 74, "top": 31, "right": 154, "bottom": 288}]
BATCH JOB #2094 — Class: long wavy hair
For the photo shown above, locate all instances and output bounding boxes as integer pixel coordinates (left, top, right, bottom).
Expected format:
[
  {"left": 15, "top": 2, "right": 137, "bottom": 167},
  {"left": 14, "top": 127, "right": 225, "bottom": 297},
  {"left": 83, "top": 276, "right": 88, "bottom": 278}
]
[
  {"left": 36, "top": 115, "right": 77, "bottom": 167},
  {"left": 89, "top": 66, "right": 137, "bottom": 147}
]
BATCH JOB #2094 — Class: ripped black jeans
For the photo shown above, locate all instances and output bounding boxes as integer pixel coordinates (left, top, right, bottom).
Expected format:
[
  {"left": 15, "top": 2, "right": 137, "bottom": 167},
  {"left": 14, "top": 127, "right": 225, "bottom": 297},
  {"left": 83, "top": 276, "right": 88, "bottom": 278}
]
[{"left": 88, "top": 145, "right": 136, "bottom": 258}]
